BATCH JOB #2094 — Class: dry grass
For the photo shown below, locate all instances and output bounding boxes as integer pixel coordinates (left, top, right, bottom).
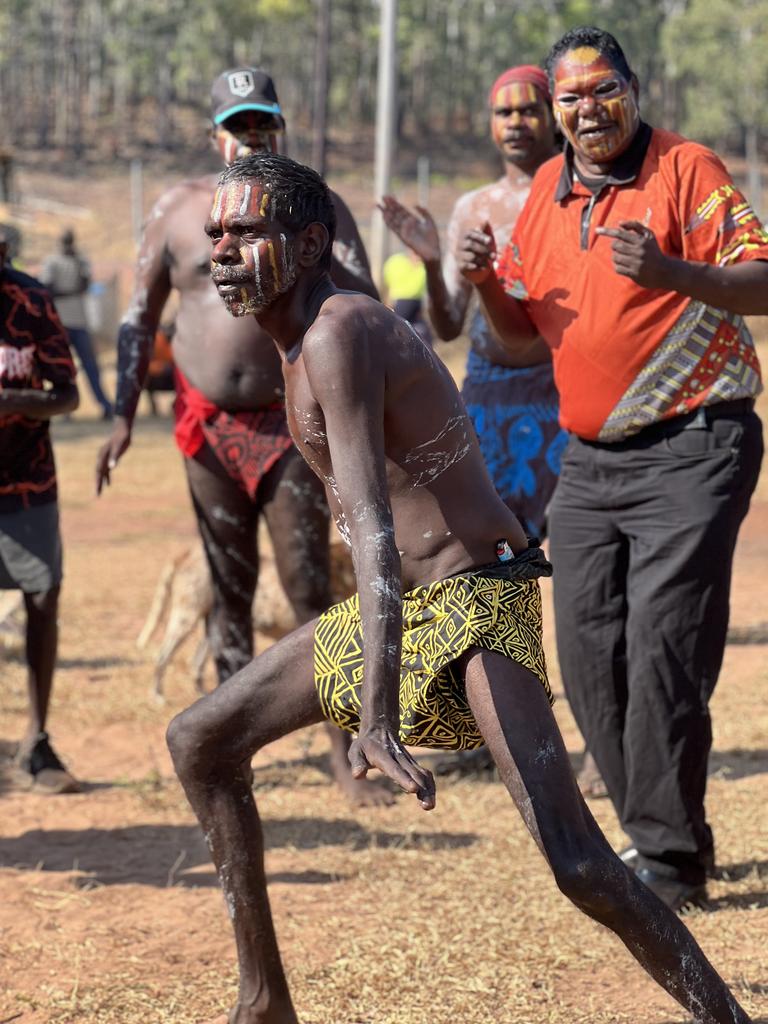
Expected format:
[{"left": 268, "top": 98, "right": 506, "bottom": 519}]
[
  {"left": 0, "top": 357, "right": 767, "bottom": 1024},
  {"left": 1, "top": 169, "right": 767, "bottom": 1023}
]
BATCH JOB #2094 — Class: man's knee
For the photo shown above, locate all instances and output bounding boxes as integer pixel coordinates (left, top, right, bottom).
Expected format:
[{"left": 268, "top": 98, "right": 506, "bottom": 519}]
[
  {"left": 549, "top": 839, "right": 629, "bottom": 919},
  {"left": 24, "top": 585, "right": 60, "bottom": 618},
  {"left": 166, "top": 703, "right": 223, "bottom": 781},
  {"left": 281, "top": 559, "right": 331, "bottom": 621}
]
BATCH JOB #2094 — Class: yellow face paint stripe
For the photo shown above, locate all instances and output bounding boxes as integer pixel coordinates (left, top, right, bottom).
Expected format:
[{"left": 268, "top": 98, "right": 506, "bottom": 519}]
[
  {"left": 267, "top": 240, "right": 280, "bottom": 286},
  {"left": 494, "top": 81, "right": 538, "bottom": 108}
]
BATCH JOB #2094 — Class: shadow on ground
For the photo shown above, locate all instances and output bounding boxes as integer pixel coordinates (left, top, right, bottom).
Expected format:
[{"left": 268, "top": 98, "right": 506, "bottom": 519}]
[
  {"left": 0, "top": 817, "right": 477, "bottom": 888},
  {"left": 726, "top": 622, "right": 768, "bottom": 644},
  {"left": 708, "top": 749, "right": 768, "bottom": 781},
  {"left": 0, "top": 650, "right": 134, "bottom": 670}
]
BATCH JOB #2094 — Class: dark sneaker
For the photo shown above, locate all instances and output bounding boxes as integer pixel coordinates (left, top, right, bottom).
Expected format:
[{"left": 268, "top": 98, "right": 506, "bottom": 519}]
[
  {"left": 635, "top": 867, "right": 707, "bottom": 912},
  {"left": 15, "top": 732, "right": 80, "bottom": 794}
]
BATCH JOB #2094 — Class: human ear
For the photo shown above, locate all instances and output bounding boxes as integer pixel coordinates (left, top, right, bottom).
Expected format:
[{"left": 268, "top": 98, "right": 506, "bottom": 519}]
[{"left": 298, "top": 222, "right": 330, "bottom": 267}]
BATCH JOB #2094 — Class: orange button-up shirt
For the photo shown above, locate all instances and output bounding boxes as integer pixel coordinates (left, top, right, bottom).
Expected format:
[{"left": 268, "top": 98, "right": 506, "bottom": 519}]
[{"left": 498, "top": 124, "right": 767, "bottom": 441}]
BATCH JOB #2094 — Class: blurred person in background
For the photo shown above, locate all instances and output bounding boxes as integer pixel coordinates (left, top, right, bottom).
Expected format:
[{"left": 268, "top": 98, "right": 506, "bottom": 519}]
[
  {"left": 380, "top": 65, "right": 564, "bottom": 542},
  {"left": 382, "top": 247, "right": 433, "bottom": 347},
  {"left": 41, "top": 228, "right": 113, "bottom": 420},
  {"left": 0, "top": 223, "right": 80, "bottom": 792},
  {"left": 381, "top": 64, "right": 569, "bottom": 778}
]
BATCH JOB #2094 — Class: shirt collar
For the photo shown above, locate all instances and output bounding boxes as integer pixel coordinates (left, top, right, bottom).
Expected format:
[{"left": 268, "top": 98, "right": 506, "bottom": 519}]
[{"left": 554, "top": 121, "right": 653, "bottom": 201}]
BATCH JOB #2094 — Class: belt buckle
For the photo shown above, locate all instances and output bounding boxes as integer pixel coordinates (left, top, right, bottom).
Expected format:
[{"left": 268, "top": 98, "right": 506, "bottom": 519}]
[{"left": 683, "top": 407, "right": 708, "bottom": 431}]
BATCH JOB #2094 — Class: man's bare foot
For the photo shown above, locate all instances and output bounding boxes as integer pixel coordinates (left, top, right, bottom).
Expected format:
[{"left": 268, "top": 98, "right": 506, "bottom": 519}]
[
  {"left": 200, "top": 1002, "right": 298, "bottom": 1023},
  {"left": 204, "top": 996, "right": 297, "bottom": 1024},
  {"left": 433, "top": 746, "right": 496, "bottom": 777},
  {"left": 577, "top": 750, "right": 608, "bottom": 799},
  {"left": 334, "top": 768, "right": 395, "bottom": 807}
]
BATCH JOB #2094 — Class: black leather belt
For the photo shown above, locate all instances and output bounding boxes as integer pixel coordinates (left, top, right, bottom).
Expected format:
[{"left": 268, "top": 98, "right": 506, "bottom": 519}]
[
  {"left": 663, "top": 397, "right": 754, "bottom": 432},
  {"left": 585, "top": 398, "right": 755, "bottom": 448}
]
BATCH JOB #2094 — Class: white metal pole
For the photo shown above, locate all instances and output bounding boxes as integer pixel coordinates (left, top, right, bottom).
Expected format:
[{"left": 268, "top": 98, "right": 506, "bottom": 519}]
[
  {"left": 370, "top": 0, "right": 397, "bottom": 289},
  {"left": 130, "top": 158, "right": 144, "bottom": 250}
]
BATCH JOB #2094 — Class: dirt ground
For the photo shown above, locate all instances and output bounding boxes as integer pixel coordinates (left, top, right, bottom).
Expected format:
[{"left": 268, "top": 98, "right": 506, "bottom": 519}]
[{"left": 1, "top": 330, "right": 767, "bottom": 1024}]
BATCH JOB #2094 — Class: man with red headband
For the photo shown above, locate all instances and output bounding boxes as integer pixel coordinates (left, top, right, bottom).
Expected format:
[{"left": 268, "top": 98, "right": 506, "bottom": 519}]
[
  {"left": 381, "top": 65, "right": 565, "bottom": 776},
  {"left": 462, "top": 27, "right": 767, "bottom": 908},
  {"left": 95, "top": 67, "right": 385, "bottom": 806},
  {"left": 380, "top": 65, "right": 564, "bottom": 542}
]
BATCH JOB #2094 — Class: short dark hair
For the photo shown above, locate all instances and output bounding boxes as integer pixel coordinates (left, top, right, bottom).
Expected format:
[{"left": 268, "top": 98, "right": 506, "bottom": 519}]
[
  {"left": 219, "top": 153, "right": 336, "bottom": 270},
  {"left": 545, "top": 27, "right": 633, "bottom": 86}
]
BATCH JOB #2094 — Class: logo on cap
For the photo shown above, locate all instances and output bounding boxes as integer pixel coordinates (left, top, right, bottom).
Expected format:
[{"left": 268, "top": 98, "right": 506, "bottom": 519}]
[{"left": 228, "top": 71, "right": 255, "bottom": 98}]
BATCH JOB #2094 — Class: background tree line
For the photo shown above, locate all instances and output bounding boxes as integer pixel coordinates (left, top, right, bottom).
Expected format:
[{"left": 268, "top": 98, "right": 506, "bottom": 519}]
[{"left": 0, "top": 0, "right": 766, "bottom": 182}]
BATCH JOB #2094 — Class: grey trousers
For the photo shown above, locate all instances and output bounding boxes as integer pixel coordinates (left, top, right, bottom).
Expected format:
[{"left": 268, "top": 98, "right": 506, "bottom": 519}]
[{"left": 549, "top": 406, "right": 763, "bottom": 884}]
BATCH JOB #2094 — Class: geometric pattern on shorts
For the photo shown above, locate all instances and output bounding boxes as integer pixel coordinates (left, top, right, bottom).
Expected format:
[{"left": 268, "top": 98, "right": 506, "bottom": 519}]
[{"left": 314, "top": 561, "right": 552, "bottom": 751}]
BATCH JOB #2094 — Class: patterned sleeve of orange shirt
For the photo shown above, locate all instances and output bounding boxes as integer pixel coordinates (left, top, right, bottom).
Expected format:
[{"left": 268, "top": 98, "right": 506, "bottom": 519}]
[{"left": 676, "top": 145, "right": 768, "bottom": 269}]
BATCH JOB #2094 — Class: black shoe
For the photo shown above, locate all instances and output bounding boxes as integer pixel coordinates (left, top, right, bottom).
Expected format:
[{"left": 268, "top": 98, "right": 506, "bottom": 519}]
[
  {"left": 15, "top": 732, "right": 80, "bottom": 794},
  {"left": 635, "top": 867, "right": 707, "bottom": 912},
  {"left": 619, "top": 844, "right": 716, "bottom": 877},
  {"left": 618, "top": 845, "right": 639, "bottom": 870}
]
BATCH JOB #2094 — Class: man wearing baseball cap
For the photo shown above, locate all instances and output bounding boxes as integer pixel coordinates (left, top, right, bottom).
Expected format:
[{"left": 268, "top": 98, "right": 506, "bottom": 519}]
[{"left": 96, "top": 68, "right": 387, "bottom": 807}]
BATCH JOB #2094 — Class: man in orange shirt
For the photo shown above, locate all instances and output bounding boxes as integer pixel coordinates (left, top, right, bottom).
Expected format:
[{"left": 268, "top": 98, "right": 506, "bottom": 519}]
[{"left": 461, "top": 26, "right": 767, "bottom": 909}]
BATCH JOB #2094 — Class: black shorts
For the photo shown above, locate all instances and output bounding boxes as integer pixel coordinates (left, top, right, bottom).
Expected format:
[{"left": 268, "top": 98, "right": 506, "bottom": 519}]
[{"left": 0, "top": 502, "right": 63, "bottom": 592}]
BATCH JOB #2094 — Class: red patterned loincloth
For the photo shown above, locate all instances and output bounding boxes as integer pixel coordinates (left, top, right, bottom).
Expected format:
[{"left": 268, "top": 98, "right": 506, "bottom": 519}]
[{"left": 173, "top": 367, "right": 294, "bottom": 500}]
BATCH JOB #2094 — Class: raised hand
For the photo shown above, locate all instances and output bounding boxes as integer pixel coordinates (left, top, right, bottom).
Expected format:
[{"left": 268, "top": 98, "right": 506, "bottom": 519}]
[
  {"left": 458, "top": 221, "right": 497, "bottom": 284},
  {"left": 378, "top": 195, "right": 441, "bottom": 264},
  {"left": 349, "top": 725, "right": 436, "bottom": 810},
  {"left": 595, "top": 220, "right": 671, "bottom": 289}
]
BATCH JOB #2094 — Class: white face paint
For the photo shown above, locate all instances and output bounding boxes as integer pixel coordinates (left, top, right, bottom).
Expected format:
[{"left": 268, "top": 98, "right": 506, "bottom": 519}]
[{"left": 210, "top": 181, "right": 298, "bottom": 317}]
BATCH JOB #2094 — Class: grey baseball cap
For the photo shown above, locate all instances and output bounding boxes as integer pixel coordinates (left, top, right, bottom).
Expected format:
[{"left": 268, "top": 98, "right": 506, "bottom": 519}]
[{"left": 211, "top": 67, "right": 284, "bottom": 126}]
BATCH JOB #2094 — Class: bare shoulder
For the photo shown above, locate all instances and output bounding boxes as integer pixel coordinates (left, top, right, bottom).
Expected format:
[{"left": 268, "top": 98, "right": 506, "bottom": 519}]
[
  {"left": 451, "top": 180, "right": 501, "bottom": 221},
  {"left": 149, "top": 175, "right": 219, "bottom": 224},
  {"left": 302, "top": 293, "right": 391, "bottom": 383},
  {"left": 305, "top": 292, "right": 385, "bottom": 352}
]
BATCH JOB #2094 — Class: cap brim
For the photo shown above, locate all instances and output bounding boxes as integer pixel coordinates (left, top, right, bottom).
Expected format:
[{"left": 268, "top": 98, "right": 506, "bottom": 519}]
[{"left": 213, "top": 102, "right": 283, "bottom": 125}]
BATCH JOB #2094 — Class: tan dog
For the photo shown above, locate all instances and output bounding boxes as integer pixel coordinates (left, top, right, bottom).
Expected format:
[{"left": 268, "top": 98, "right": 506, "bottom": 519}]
[{"left": 137, "top": 528, "right": 355, "bottom": 700}]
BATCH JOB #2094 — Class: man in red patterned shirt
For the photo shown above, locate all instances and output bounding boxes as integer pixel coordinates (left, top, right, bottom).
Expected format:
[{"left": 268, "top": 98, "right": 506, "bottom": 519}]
[
  {"left": 0, "top": 224, "right": 80, "bottom": 792},
  {"left": 461, "top": 26, "right": 767, "bottom": 909}
]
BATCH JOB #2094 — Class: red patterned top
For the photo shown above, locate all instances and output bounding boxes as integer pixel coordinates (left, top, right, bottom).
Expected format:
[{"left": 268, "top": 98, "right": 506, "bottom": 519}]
[{"left": 0, "top": 268, "right": 75, "bottom": 511}]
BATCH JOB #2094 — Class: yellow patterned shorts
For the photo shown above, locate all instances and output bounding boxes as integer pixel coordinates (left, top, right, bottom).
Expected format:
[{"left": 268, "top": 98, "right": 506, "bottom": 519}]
[{"left": 313, "top": 549, "right": 553, "bottom": 750}]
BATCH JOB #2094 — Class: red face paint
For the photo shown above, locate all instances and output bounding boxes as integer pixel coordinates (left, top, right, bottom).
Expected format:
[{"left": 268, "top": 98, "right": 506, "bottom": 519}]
[
  {"left": 552, "top": 46, "right": 638, "bottom": 168},
  {"left": 490, "top": 80, "right": 553, "bottom": 166},
  {"left": 209, "top": 180, "right": 297, "bottom": 317}
]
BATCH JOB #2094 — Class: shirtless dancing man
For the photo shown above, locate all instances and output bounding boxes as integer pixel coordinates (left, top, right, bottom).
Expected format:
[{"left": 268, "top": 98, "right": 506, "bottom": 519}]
[
  {"left": 167, "top": 152, "right": 754, "bottom": 1024},
  {"left": 95, "top": 67, "right": 383, "bottom": 804}
]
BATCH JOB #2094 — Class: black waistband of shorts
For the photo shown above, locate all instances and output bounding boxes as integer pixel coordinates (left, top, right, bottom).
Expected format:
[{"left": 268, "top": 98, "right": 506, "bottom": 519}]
[
  {"left": 585, "top": 398, "right": 755, "bottom": 449},
  {"left": 448, "top": 544, "right": 553, "bottom": 583}
]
